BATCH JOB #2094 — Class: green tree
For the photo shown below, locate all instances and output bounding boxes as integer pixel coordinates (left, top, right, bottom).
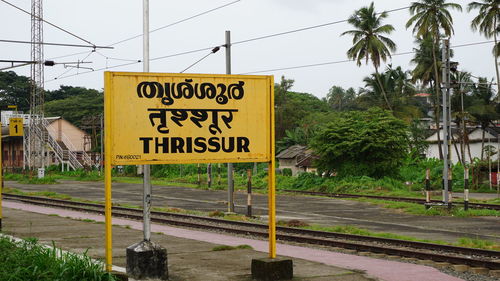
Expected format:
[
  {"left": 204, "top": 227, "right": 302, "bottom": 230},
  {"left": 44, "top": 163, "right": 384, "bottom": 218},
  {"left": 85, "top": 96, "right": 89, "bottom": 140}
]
[
  {"left": 408, "top": 119, "right": 430, "bottom": 159},
  {"left": 406, "top": 0, "right": 462, "bottom": 159},
  {"left": 359, "top": 65, "right": 419, "bottom": 121},
  {"left": 341, "top": 2, "right": 396, "bottom": 110},
  {"left": 0, "top": 71, "right": 31, "bottom": 112},
  {"left": 45, "top": 91, "right": 103, "bottom": 127},
  {"left": 45, "top": 85, "right": 101, "bottom": 102},
  {"left": 325, "top": 86, "right": 356, "bottom": 111},
  {"left": 275, "top": 78, "right": 330, "bottom": 141},
  {"left": 275, "top": 76, "right": 295, "bottom": 139},
  {"left": 311, "top": 108, "right": 408, "bottom": 177},
  {"left": 467, "top": 0, "right": 500, "bottom": 97}
]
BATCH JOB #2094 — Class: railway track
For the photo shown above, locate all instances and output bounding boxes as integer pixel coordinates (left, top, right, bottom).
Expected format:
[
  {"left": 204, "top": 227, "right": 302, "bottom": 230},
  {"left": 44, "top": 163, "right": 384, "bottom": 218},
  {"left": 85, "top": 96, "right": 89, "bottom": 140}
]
[
  {"left": 282, "top": 189, "right": 500, "bottom": 211},
  {"left": 3, "top": 193, "right": 500, "bottom": 270}
]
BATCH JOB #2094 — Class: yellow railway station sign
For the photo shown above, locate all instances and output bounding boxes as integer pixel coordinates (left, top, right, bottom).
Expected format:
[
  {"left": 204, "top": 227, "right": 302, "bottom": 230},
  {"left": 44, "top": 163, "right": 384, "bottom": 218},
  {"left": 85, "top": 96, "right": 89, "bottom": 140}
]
[
  {"left": 104, "top": 72, "right": 274, "bottom": 165},
  {"left": 9, "top": 117, "right": 23, "bottom": 136}
]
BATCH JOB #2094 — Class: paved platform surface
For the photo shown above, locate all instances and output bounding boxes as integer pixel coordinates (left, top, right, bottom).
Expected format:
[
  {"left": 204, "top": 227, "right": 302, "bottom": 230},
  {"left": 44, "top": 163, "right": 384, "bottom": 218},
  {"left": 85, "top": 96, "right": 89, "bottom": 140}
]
[
  {"left": 6, "top": 181, "right": 500, "bottom": 244},
  {"left": 1, "top": 201, "right": 465, "bottom": 281}
]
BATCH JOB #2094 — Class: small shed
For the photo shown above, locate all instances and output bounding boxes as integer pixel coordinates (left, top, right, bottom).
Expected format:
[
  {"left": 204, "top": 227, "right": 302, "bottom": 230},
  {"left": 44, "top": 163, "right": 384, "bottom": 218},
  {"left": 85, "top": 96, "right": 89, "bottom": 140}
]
[{"left": 276, "top": 145, "right": 317, "bottom": 176}]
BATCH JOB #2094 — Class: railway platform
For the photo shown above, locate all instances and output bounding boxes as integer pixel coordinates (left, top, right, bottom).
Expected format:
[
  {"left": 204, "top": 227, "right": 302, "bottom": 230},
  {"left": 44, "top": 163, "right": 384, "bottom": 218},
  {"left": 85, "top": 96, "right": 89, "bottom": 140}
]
[{"left": 1, "top": 200, "right": 468, "bottom": 281}]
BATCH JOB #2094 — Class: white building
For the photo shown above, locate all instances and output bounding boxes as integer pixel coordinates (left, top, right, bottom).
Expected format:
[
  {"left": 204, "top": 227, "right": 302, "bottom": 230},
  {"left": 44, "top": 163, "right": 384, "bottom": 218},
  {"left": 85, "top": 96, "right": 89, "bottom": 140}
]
[{"left": 426, "top": 127, "right": 500, "bottom": 164}]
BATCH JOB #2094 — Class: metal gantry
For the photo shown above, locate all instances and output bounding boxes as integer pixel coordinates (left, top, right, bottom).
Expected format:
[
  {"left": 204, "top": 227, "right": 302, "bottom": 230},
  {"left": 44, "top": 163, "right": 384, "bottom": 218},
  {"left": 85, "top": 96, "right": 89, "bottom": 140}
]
[{"left": 25, "top": 0, "right": 45, "bottom": 171}]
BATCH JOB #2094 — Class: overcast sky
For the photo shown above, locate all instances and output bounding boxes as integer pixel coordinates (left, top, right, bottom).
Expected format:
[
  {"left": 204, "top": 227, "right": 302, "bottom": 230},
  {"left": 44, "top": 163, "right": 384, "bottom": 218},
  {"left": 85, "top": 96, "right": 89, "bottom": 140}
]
[{"left": 0, "top": 0, "right": 497, "bottom": 99}]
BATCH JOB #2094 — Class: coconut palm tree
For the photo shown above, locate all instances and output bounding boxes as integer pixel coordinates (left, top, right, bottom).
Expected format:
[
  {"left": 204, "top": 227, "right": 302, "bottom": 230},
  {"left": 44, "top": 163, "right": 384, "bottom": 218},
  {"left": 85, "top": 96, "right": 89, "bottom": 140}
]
[
  {"left": 468, "top": 0, "right": 500, "bottom": 98},
  {"left": 341, "top": 2, "right": 396, "bottom": 111},
  {"left": 406, "top": 0, "right": 462, "bottom": 159},
  {"left": 361, "top": 65, "right": 419, "bottom": 121}
]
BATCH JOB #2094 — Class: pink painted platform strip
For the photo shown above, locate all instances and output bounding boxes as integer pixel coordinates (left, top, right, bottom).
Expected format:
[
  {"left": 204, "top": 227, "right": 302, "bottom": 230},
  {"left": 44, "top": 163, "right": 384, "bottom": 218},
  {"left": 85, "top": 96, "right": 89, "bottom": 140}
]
[{"left": 4, "top": 201, "right": 464, "bottom": 281}]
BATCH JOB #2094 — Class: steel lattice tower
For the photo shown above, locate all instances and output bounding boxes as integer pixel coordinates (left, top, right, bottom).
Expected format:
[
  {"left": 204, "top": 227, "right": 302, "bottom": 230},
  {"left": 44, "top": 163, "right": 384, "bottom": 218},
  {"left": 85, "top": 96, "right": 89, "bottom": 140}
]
[{"left": 26, "top": 0, "right": 45, "bottom": 169}]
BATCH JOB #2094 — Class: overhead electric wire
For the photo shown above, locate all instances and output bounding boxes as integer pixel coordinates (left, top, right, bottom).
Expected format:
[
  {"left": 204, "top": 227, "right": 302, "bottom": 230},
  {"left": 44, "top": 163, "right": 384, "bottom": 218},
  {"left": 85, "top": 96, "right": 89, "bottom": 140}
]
[
  {"left": 231, "top": 6, "right": 410, "bottom": 46},
  {"left": 0, "top": 0, "right": 98, "bottom": 47},
  {"left": 109, "top": 0, "right": 241, "bottom": 47},
  {"left": 94, "top": 51, "right": 141, "bottom": 62},
  {"left": 240, "top": 41, "right": 496, "bottom": 75},
  {"left": 53, "top": 51, "right": 94, "bottom": 79},
  {"left": 46, "top": 40, "right": 495, "bottom": 83},
  {"left": 0, "top": 39, "right": 111, "bottom": 49},
  {"left": 180, "top": 46, "right": 220, "bottom": 73},
  {"left": 46, "top": 0, "right": 241, "bottom": 61},
  {"left": 44, "top": 3, "right": 409, "bottom": 73}
]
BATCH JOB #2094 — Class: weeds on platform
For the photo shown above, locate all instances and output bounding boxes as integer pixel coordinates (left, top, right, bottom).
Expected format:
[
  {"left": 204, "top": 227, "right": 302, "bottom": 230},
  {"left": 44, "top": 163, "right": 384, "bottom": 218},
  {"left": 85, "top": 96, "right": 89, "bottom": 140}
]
[
  {"left": 212, "top": 244, "right": 253, "bottom": 251},
  {"left": 0, "top": 237, "right": 116, "bottom": 281}
]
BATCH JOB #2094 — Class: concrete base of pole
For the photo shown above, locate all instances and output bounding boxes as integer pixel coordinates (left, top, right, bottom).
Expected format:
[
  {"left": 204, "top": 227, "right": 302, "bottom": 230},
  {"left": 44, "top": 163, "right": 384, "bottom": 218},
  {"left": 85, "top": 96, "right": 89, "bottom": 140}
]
[
  {"left": 126, "top": 240, "right": 168, "bottom": 280},
  {"left": 251, "top": 257, "right": 293, "bottom": 281}
]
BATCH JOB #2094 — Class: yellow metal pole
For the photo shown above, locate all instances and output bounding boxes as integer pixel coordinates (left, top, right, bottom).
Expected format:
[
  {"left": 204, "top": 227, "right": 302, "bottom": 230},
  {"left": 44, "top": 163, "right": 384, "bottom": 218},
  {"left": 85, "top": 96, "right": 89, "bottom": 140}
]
[
  {"left": 268, "top": 76, "right": 276, "bottom": 258},
  {"left": 0, "top": 122, "right": 3, "bottom": 231},
  {"left": 104, "top": 73, "right": 113, "bottom": 271}
]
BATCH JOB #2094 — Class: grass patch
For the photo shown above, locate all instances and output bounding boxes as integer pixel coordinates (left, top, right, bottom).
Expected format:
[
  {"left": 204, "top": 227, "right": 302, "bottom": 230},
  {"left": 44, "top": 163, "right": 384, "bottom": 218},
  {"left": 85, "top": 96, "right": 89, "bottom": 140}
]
[
  {"left": 212, "top": 244, "right": 253, "bottom": 251},
  {"left": 0, "top": 237, "right": 116, "bottom": 281},
  {"left": 353, "top": 198, "right": 500, "bottom": 217},
  {"left": 18, "top": 176, "right": 59, "bottom": 185},
  {"left": 296, "top": 223, "right": 500, "bottom": 250},
  {"left": 456, "top": 238, "right": 500, "bottom": 251}
]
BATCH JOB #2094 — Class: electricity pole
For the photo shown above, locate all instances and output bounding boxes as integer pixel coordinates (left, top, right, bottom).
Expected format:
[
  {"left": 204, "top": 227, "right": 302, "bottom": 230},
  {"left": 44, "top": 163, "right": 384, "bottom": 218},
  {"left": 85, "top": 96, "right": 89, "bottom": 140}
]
[
  {"left": 441, "top": 39, "right": 451, "bottom": 207},
  {"left": 226, "top": 30, "right": 235, "bottom": 213}
]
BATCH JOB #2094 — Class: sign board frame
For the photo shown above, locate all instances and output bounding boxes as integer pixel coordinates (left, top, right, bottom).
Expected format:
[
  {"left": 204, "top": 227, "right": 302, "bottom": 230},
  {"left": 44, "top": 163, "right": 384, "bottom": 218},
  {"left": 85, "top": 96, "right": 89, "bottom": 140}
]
[
  {"left": 103, "top": 71, "right": 276, "bottom": 270},
  {"left": 104, "top": 72, "right": 274, "bottom": 166}
]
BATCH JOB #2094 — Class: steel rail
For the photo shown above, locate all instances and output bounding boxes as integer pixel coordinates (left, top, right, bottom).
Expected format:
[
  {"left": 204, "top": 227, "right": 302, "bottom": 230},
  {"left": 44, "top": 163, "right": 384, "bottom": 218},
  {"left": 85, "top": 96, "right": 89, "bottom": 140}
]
[
  {"left": 3, "top": 193, "right": 500, "bottom": 269},
  {"left": 281, "top": 190, "right": 500, "bottom": 211}
]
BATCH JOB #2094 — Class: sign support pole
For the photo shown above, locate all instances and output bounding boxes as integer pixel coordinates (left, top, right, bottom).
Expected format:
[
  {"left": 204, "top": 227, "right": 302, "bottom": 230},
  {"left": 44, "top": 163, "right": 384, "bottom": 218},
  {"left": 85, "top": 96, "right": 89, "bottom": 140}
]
[
  {"left": 142, "top": 0, "right": 152, "bottom": 242},
  {"left": 104, "top": 78, "right": 113, "bottom": 272},
  {"left": 226, "top": 30, "right": 235, "bottom": 213},
  {"left": 268, "top": 80, "right": 276, "bottom": 259},
  {"left": 0, "top": 122, "right": 2, "bottom": 231}
]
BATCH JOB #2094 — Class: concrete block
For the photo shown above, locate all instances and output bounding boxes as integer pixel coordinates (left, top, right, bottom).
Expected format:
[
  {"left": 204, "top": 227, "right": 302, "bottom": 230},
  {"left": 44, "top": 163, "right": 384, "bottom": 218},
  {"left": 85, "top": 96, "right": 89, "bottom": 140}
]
[
  {"left": 358, "top": 252, "right": 370, "bottom": 256},
  {"left": 386, "top": 255, "right": 400, "bottom": 260},
  {"left": 110, "top": 270, "right": 128, "bottom": 281},
  {"left": 126, "top": 240, "right": 168, "bottom": 280},
  {"left": 343, "top": 249, "right": 357, "bottom": 254},
  {"left": 251, "top": 257, "right": 293, "bottom": 281},
  {"left": 452, "top": 264, "right": 469, "bottom": 272},
  {"left": 469, "top": 267, "right": 489, "bottom": 275},
  {"left": 417, "top": 260, "right": 435, "bottom": 266},
  {"left": 401, "top": 257, "right": 417, "bottom": 262},
  {"left": 434, "top": 262, "right": 451, "bottom": 269},
  {"left": 370, "top": 253, "right": 386, "bottom": 259},
  {"left": 489, "top": 270, "right": 500, "bottom": 277}
]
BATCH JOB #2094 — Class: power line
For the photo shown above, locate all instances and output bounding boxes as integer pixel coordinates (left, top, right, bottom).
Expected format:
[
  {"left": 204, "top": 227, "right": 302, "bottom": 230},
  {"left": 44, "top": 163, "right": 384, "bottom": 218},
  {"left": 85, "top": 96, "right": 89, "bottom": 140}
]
[
  {"left": 109, "top": 0, "right": 241, "bottom": 47},
  {"left": 46, "top": 40, "right": 495, "bottom": 83},
  {"left": 180, "top": 46, "right": 220, "bottom": 73},
  {"left": 46, "top": 4, "right": 410, "bottom": 71},
  {"left": 46, "top": 0, "right": 241, "bottom": 61},
  {"left": 0, "top": 39, "right": 112, "bottom": 49},
  {"left": 95, "top": 51, "right": 141, "bottom": 62},
  {"left": 1, "top": 0, "right": 98, "bottom": 47},
  {"left": 240, "top": 41, "right": 495, "bottom": 75},
  {"left": 232, "top": 6, "right": 410, "bottom": 46}
]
